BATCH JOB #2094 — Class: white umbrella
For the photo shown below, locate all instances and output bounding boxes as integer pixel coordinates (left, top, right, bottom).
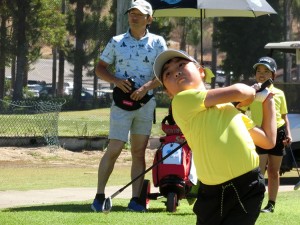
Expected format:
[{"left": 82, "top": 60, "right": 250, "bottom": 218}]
[
  {"left": 150, "top": 0, "right": 276, "bottom": 17},
  {"left": 149, "top": 0, "right": 277, "bottom": 63}
]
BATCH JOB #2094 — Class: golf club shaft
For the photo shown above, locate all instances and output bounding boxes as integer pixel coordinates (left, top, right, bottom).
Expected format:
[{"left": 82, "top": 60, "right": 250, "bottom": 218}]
[{"left": 110, "top": 140, "right": 188, "bottom": 199}]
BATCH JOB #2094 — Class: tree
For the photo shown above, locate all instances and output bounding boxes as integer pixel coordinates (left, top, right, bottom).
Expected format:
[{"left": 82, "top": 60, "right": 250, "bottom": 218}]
[
  {"left": 66, "top": 0, "right": 110, "bottom": 108},
  {"left": 116, "top": 0, "right": 131, "bottom": 34},
  {"left": 8, "top": 0, "right": 29, "bottom": 100},
  {"left": 186, "top": 19, "right": 201, "bottom": 60},
  {"left": 2, "top": 0, "right": 66, "bottom": 100},
  {"left": 37, "top": 0, "right": 66, "bottom": 96},
  {"left": 58, "top": 0, "right": 68, "bottom": 97},
  {"left": 213, "top": 0, "right": 282, "bottom": 83},
  {"left": 293, "top": 0, "right": 300, "bottom": 33},
  {"left": 0, "top": 0, "right": 12, "bottom": 99},
  {"left": 283, "top": 0, "right": 293, "bottom": 82}
]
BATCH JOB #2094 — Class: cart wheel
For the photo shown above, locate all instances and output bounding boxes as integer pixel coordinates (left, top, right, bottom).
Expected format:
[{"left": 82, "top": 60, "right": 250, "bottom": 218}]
[
  {"left": 140, "top": 179, "right": 151, "bottom": 209},
  {"left": 166, "top": 192, "right": 177, "bottom": 212}
]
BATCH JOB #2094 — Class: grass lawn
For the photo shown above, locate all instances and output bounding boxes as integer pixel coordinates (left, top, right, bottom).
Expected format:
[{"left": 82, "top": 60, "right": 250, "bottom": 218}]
[
  {"left": 58, "top": 107, "right": 169, "bottom": 137},
  {"left": 0, "top": 198, "right": 196, "bottom": 225},
  {"left": 0, "top": 192, "right": 299, "bottom": 225},
  {"left": 0, "top": 107, "right": 170, "bottom": 137},
  {"left": 0, "top": 161, "right": 300, "bottom": 224},
  {"left": 1, "top": 105, "right": 300, "bottom": 224},
  {"left": 0, "top": 165, "right": 149, "bottom": 191}
]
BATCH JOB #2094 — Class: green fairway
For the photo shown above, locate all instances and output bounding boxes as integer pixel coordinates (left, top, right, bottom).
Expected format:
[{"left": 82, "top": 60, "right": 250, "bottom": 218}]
[
  {"left": 1, "top": 162, "right": 300, "bottom": 225},
  {"left": 0, "top": 107, "right": 170, "bottom": 137},
  {"left": 58, "top": 107, "right": 169, "bottom": 137},
  {"left": 0, "top": 165, "right": 153, "bottom": 191},
  {"left": 0, "top": 192, "right": 299, "bottom": 225}
]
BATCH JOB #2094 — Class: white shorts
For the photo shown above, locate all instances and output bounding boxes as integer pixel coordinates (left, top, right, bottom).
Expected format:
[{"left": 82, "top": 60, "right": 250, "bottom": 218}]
[{"left": 108, "top": 98, "right": 156, "bottom": 142}]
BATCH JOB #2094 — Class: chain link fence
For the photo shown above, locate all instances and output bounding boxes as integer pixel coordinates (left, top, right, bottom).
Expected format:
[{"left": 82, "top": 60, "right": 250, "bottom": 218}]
[
  {"left": 58, "top": 107, "right": 111, "bottom": 137},
  {"left": 0, "top": 99, "right": 65, "bottom": 148}
]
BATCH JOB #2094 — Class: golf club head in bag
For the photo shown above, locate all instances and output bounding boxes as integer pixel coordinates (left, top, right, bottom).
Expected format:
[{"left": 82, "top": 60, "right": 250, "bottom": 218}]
[{"left": 102, "top": 197, "right": 112, "bottom": 214}]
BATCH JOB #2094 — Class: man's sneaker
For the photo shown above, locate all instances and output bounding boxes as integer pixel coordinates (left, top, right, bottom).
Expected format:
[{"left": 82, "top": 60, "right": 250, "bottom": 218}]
[
  {"left": 260, "top": 203, "right": 274, "bottom": 213},
  {"left": 127, "top": 198, "right": 146, "bottom": 212},
  {"left": 91, "top": 198, "right": 103, "bottom": 212}
]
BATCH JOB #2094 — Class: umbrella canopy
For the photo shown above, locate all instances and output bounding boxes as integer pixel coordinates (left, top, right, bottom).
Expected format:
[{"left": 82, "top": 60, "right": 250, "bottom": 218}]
[
  {"left": 150, "top": 0, "right": 277, "bottom": 17},
  {"left": 149, "top": 0, "right": 277, "bottom": 64}
]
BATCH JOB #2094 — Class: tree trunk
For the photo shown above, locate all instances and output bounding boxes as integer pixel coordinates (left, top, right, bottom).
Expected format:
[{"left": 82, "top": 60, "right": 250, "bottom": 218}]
[
  {"left": 93, "top": 71, "right": 98, "bottom": 101},
  {"left": 13, "top": 1, "right": 28, "bottom": 101},
  {"left": 11, "top": 57, "right": 16, "bottom": 89},
  {"left": 180, "top": 19, "right": 187, "bottom": 51},
  {"left": 72, "top": 1, "right": 85, "bottom": 107},
  {"left": 57, "top": 0, "right": 66, "bottom": 97},
  {"left": 284, "top": 0, "right": 293, "bottom": 83},
  {"left": 0, "top": 15, "right": 7, "bottom": 99},
  {"left": 116, "top": 0, "right": 131, "bottom": 35},
  {"left": 58, "top": 49, "right": 65, "bottom": 97},
  {"left": 52, "top": 47, "right": 57, "bottom": 97}
]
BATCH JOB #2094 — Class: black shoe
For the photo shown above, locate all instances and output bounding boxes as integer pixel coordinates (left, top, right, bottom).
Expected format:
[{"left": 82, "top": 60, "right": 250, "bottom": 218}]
[{"left": 260, "top": 203, "right": 274, "bottom": 213}]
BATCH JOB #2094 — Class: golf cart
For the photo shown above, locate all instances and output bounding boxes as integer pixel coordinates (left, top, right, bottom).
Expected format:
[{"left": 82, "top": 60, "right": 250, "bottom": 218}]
[{"left": 264, "top": 41, "right": 300, "bottom": 173}]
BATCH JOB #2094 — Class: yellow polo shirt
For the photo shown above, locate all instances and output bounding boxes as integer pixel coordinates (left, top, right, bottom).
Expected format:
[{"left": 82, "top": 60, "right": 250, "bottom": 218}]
[
  {"left": 172, "top": 89, "right": 258, "bottom": 185},
  {"left": 249, "top": 85, "right": 288, "bottom": 128}
]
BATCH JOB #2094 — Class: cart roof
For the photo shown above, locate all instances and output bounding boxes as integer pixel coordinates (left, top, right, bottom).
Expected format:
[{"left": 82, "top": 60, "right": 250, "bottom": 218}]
[{"left": 264, "top": 41, "right": 300, "bottom": 54}]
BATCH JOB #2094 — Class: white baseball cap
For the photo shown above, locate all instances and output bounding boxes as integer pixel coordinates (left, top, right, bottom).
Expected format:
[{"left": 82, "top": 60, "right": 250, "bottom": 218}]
[
  {"left": 153, "top": 49, "right": 199, "bottom": 83},
  {"left": 127, "top": 0, "right": 153, "bottom": 16}
]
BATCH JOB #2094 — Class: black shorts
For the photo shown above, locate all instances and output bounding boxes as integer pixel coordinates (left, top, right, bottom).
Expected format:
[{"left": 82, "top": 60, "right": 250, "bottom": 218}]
[
  {"left": 256, "top": 125, "right": 286, "bottom": 156},
  {"left": 193, "top": 168, "right": 265, "bottom": 225}
]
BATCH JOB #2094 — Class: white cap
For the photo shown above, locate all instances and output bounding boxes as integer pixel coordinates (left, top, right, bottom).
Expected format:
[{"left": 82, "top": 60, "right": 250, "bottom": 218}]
[
  {"left": 127, "top": 0, "right": 153, "bottom": 16},
  {"left": 153, "top": 49, "right": 199, "bottom": 83}
]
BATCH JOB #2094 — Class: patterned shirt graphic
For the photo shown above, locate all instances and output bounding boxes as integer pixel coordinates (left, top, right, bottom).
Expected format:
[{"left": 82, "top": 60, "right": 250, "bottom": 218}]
[{"left": 100, "top": 29, "right": 167, "bottom": 94}]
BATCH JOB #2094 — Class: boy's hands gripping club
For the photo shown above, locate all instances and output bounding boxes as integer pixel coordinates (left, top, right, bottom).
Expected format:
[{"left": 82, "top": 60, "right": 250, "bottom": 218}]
[
  {"left": 236, "top": 78, "right": 273, "bottom": 108},
  {"left": 252, "top": 78, "right": 273, "bottom": 102}
]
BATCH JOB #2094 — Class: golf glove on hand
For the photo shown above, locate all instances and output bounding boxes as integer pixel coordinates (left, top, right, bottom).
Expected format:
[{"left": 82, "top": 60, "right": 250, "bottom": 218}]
[
  {"left": 251, "top": 83, "right": 262, "bottom": 92},
  {"left": 255, "top": 88, "right": 272, "bottom": 102}
]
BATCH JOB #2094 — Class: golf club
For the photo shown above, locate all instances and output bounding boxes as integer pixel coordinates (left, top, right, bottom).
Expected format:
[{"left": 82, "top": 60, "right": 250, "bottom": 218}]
[
  {"left": 286, "top": 145, "right": 300, "bottom": 190},
  {"left": 102, "top": 140, "right": 188, "bottom": 213}
]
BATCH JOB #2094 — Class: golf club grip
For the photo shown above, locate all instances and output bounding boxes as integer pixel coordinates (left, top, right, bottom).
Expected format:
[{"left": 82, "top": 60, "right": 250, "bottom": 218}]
[{"left": 111, "top": 140, "right": 188, "bottom": 199}]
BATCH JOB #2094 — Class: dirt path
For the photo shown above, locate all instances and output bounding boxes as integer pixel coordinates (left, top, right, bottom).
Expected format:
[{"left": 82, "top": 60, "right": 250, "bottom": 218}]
[
  {"left": 0, "top": 186, "right": 133, "bottom": 209},
  {"left": 0, "top": 185, "right": 295, "bottom": 209}
]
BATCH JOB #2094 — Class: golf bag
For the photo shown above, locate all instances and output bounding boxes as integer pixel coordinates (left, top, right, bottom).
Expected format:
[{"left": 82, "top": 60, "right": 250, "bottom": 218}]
[
  {"left": 152, "top": 135, "right": 193, "bottom": 187},
  {"left": 152, "top": 106, "right": 196, "bottom": 199}
]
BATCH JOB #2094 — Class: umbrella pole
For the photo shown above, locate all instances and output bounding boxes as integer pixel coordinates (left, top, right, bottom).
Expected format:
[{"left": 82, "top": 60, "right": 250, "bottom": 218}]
[{"left": 200, "top": 10, "right": 203, "bottom": 65}]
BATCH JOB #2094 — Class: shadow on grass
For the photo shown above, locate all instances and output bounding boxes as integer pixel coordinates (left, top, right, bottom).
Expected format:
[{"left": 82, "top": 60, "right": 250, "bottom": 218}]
[
  {"left": 3, "top": 203, "right": 127, "bottom": 213},
  {"left": 3, "top": 202, "right": 194, "bottom": 215}
]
